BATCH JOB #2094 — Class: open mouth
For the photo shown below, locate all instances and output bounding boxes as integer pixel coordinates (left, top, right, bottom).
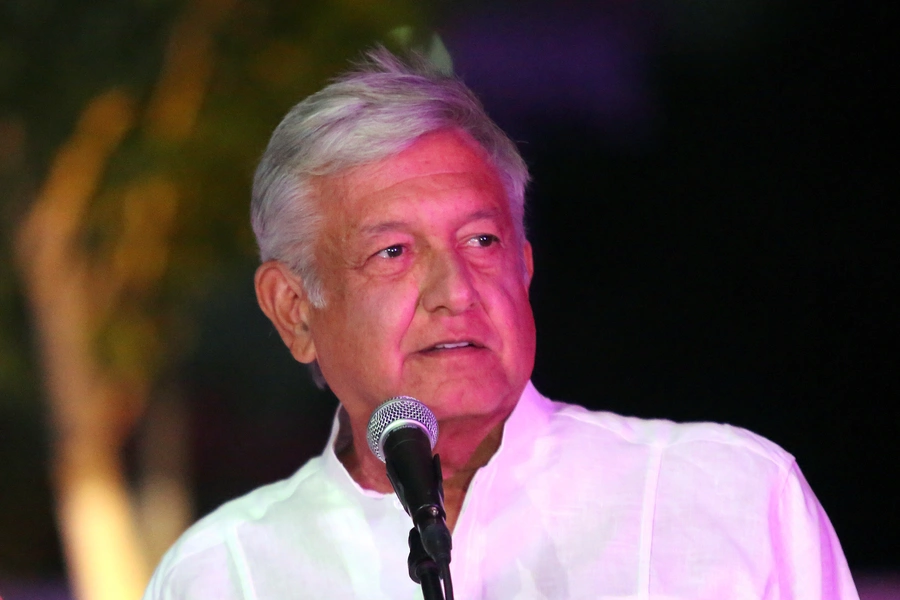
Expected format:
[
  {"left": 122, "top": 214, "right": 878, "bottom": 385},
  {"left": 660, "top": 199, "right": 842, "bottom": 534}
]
[{"left": 425, "top": 341, "right": 481, "bottom": 352}]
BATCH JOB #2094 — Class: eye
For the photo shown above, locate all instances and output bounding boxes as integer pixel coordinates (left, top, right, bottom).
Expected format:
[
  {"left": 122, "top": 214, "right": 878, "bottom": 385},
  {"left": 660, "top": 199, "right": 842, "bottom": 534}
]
[
  {"left": 467, "top": 234, "right": 500, "bottom": 248},
  {"left": 375, "top": 244, "right": 405, "bottom": 259}
]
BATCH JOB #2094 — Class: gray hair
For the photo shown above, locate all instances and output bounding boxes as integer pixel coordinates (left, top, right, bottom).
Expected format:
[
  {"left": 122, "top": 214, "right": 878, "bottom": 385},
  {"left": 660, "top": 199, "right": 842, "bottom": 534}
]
[{"left": 251, "top": 46, "right": 530, "bottom": 307}]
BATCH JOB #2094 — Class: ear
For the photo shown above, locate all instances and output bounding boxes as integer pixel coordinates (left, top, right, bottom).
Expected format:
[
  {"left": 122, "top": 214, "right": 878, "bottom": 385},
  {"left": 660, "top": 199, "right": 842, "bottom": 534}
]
[{"left": 254, "top": 261, "right": 317, "bottom": 364}]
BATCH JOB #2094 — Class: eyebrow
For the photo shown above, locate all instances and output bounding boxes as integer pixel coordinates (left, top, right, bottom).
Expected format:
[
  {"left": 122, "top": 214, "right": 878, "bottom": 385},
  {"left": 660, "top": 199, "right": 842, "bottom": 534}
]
[{"left": 359, "top": 208, "right": 503, "bottom": 236}]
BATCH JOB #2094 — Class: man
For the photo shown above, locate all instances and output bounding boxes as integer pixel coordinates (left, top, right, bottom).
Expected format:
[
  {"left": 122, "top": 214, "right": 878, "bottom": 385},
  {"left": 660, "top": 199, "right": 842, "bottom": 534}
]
[{"left": 144, "top": 49, "right": 858, "bottom": 599}]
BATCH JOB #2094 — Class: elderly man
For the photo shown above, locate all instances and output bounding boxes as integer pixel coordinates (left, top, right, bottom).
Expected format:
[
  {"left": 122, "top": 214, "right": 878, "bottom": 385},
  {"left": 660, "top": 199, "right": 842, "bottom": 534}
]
[{"left": 144, "top": 49, "right": 857, "bottom": 599}]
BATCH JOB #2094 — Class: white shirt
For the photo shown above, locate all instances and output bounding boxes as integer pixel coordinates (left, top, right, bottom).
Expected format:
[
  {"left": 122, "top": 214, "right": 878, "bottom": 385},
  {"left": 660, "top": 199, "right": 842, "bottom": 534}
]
[{"left": 144, "top": 382, "right": 858, "bottom": 599}]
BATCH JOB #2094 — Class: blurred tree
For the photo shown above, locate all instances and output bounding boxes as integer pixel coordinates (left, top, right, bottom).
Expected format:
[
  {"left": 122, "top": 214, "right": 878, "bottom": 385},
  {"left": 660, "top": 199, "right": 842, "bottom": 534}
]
[{"left": 1, "top": 0, "right": 426, "bottom": 598}]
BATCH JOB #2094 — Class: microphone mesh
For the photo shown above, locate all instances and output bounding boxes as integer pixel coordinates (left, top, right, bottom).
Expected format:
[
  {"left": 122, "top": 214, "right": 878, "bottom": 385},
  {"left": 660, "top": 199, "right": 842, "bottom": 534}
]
[{"left": 366, "top": 396, "right": 439, "bottom": 463}]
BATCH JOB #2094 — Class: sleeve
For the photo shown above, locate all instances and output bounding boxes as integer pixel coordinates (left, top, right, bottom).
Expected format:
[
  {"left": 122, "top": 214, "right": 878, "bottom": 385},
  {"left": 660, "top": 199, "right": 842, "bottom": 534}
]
[{"left": 772, "top": 460, "right": 859, "bottom": 600}]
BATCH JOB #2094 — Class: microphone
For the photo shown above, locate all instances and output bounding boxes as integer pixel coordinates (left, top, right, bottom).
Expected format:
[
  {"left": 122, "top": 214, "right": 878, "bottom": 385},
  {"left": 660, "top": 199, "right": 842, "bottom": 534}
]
[{"left": 367, "top": 397, "right": 452, "bottom": 567}]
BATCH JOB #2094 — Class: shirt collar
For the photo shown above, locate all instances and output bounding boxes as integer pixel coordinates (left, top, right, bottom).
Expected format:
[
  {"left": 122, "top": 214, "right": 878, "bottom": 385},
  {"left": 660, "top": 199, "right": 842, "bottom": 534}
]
[
  {"left": 487, "top": 380, "right": 554, "bottom": 469},
  {"left": 322, "top": 403, "right": 389, "bottom": 499},
  {"left": 320, "top": 381, "right": 554, "bottom": 496}
]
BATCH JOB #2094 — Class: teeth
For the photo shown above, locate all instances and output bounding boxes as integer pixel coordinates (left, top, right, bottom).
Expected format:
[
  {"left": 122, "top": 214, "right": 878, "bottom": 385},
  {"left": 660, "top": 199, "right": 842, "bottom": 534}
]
[{"left": 435, "top": 342, "right": 470, "bottom": 349}]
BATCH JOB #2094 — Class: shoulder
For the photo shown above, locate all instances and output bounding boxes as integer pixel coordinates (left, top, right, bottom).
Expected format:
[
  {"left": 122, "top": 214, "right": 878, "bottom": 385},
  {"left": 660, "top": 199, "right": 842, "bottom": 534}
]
[
  {"left": 544, "top": 398, "right": 796, "bottom": 476},
  {"left": 144, "top": 456, "right": 329, "bottom": 598},
  {"left": 179, "top": 454, "right": 327, "bottom": 551}
]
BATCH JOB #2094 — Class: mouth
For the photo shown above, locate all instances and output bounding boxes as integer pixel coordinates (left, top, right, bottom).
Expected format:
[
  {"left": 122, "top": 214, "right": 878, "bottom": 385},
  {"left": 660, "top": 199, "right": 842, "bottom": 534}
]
[{"left": 423, "top": 340, "right": 483, "bottom": 353}]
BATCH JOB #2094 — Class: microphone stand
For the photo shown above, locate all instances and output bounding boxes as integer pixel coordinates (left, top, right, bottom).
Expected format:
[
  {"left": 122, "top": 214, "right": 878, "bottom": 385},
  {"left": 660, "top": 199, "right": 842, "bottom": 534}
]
[
  {"left": 384, "top": 437, "right": 455, "bottom": 599},
  {"left": 407, "top": 527, "right": 446, "bottom": 600}
]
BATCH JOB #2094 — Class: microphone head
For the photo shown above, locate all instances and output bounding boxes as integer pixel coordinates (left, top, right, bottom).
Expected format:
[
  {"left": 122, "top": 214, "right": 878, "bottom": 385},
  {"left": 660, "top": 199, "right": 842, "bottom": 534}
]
[{"left": 366, "top": 396, "right": 439, "bottom": 463}]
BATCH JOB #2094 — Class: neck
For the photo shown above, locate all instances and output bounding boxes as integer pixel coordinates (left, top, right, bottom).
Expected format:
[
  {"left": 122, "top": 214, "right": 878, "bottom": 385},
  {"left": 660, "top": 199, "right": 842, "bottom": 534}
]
[{"left": 337, "top": 409, "right": 512, "bottom": 530}]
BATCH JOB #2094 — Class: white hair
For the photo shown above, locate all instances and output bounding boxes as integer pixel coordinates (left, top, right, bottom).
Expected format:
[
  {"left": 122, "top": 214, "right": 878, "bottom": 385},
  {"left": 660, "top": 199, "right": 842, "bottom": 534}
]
[{"left": 251, "top": 47, "right": 530, "bottom": 307}]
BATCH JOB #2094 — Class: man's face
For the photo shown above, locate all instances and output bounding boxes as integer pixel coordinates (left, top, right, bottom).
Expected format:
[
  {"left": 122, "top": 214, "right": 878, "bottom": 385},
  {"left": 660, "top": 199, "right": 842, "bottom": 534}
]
[{"left": 305, "top": 129, "right": 536, "bottom": 428}]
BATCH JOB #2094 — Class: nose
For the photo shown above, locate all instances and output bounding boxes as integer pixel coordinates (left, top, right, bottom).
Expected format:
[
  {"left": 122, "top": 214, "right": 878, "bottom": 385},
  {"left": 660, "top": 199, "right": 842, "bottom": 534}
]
[{"left": 420, "top": 249, "right": 479, "bottom": 315}]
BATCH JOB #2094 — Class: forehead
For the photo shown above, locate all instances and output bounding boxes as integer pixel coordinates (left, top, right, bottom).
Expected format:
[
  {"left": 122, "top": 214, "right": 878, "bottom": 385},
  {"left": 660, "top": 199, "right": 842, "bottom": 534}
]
[
  {"left": 349, "top": 129, "right": 495, "bottom": 188},
  {"left": 320, "top": 129, "right": 508, "bottom": 220}
]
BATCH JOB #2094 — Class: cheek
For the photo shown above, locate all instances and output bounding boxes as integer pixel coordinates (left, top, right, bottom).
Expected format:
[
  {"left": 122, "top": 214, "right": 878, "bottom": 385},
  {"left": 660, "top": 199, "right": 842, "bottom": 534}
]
[
  {"left": 498, "top": 281, "right": 537, "bottom": 352},
  {"left": 494, "top": 271, "right": 532, "bottom": 315},
  {"left": 512, "top": 303, "right": 537, "bottom": 355},
  {"left": 345, "top": 280, "right": 419, "bottom": 343},
  {"left": 314, "top": 297, "right": 407, "bottom": 383}
]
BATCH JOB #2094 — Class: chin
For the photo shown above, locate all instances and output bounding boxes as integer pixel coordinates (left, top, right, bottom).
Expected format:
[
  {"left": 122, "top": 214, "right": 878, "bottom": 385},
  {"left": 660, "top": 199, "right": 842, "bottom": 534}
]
[{"left": 423, "top": 378, "right": 521, "bottom": 423}]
